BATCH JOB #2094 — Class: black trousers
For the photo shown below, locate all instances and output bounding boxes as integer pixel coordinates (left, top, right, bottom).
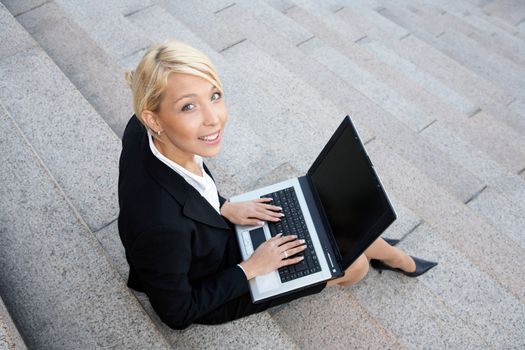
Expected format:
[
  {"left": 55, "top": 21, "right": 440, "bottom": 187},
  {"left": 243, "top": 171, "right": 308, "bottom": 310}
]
[{"left": 194, "top": 230, "right": 326, "bottom": 325}]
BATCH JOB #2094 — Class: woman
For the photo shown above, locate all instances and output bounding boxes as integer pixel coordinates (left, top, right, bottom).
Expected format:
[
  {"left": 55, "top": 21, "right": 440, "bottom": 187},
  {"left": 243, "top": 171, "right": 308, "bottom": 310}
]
[{"left": 118, "top": 40, "right": 436, "bottom": 330}]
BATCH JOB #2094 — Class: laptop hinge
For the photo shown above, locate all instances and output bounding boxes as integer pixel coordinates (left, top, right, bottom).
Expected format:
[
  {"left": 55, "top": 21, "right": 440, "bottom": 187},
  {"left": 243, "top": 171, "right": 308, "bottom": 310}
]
[{"left": 298, "top": 175, "right": 344, "bottom": 276}]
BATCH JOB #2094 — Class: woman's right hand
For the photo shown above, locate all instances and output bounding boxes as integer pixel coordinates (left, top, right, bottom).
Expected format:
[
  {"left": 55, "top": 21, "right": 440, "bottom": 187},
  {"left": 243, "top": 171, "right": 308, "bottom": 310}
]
[{"left": 239, "top": 234, "right": 307, "bottom": 280}]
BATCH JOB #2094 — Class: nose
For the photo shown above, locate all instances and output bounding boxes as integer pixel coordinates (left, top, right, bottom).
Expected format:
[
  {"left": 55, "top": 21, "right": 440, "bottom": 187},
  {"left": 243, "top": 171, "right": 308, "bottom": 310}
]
[{"left": 202, "top": 102, "right": 221, "bottom": 126}]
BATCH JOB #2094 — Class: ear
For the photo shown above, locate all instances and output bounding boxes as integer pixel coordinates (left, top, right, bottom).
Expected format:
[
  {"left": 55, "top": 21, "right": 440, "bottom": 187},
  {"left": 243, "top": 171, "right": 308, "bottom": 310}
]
[{"left": 140, "top": 110, "right": 163, "bottom": 133}]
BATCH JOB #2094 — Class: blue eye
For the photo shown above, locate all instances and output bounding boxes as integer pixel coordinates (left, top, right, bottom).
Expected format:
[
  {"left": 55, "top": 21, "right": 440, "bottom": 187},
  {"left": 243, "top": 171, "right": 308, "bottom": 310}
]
[
  {"left": 181, "top": 103, "right": 195, "bottom": 112},
  {"left": 212, "top": 91, "right": 222, "bottom": 101},
  {"left": 181, "top": 92, "right": 221, "bottom": 112}
]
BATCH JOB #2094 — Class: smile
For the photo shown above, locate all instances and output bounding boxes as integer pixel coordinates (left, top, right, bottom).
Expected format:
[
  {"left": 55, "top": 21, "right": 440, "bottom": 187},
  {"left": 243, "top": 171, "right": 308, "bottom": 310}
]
[{"left": 198, "top": 131, "right": 220, "bottom": 144}]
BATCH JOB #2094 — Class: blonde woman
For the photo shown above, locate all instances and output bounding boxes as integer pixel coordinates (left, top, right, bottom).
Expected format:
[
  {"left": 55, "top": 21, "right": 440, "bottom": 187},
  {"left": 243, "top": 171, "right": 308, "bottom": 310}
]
[{"left": 118, "top": 40, "right": 436, "bottom": 330}]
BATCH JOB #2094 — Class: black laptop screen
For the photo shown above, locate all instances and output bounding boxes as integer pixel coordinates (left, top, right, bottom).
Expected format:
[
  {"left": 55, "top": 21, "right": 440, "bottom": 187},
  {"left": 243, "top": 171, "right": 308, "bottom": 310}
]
[{"left": 308, "top": 118, "right": 396, "bottom": 267}]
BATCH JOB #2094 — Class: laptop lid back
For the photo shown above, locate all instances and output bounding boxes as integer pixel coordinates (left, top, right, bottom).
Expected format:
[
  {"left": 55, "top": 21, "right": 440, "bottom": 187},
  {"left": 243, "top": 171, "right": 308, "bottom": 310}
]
[{"left": 307, "top": 116, "right": 397, "bottom": 270}]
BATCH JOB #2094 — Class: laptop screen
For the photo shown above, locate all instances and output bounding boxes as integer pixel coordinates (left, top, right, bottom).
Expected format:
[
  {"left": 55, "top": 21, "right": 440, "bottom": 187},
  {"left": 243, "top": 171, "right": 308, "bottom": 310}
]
[{"left": 307, "top": 116, "right": 396, "bottom": 268}]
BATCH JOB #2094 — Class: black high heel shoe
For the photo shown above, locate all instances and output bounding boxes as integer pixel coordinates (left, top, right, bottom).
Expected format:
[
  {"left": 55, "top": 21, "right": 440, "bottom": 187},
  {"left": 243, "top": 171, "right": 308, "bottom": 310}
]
[
  {"left": 370, "top": 256, "right": 438, "bottom": 277},
  {"left": 371, "top": 237, "right": 438, "bottom": 277}
]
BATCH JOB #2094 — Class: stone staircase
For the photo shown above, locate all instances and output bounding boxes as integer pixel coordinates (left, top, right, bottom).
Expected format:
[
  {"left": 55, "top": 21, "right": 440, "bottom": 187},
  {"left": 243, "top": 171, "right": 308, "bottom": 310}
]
[{"left": 0, "top": 0, "right": 523, "bottom": 348}]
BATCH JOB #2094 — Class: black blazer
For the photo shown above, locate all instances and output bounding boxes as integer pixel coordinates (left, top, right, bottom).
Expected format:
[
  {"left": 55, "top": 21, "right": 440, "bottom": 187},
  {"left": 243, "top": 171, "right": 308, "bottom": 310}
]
[{"left": 117, "top": 116, "right": 249, "bottom": 329}]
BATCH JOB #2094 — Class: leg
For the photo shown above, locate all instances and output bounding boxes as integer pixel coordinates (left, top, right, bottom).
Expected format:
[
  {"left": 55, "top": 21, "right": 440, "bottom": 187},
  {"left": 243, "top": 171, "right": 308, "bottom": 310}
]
[
  {"left": 364, "top": 238, "right": 416, "bottom": 272},
  {"left": 327, "top": 254, "right": 369, "bottom": 287}
]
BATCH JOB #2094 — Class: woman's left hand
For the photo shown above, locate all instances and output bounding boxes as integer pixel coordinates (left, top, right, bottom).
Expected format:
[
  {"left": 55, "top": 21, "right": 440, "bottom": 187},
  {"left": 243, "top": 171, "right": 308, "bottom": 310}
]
[{"left": 220, "top": 198, "right": 283, "bottom": 226}]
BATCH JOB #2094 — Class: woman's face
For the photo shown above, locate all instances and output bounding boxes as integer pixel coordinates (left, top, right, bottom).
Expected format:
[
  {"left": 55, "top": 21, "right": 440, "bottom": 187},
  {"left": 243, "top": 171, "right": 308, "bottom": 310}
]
[{"left": 148, "top": 72, "right": 228, "bottom": 163}]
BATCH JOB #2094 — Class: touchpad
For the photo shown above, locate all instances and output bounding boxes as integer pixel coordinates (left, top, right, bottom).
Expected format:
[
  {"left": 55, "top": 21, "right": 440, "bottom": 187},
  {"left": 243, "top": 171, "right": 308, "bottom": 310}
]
[{"left": 249, "top": 227, "right": 266, "bottom": 250}]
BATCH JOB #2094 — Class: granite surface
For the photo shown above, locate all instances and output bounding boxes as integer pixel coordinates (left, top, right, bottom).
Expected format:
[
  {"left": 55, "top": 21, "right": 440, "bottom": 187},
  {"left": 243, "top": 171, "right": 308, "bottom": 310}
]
[
  {"left": 0, "top": 105, "right": 171, "bottom": 349},
  {"left": 17, "top": 1, "right": 134, "bottom": 137},
  {"left": 0, "top": 48, "right": 120, "bottom": 231}
]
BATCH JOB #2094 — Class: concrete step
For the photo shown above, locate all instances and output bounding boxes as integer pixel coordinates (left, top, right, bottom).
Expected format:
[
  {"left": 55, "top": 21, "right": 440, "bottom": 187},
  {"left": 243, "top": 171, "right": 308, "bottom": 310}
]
[
  {"left": 206, "top": 1, "right": 495, "bottom": 204},
  {"left": 154, "top": 0, "right": 244, "bottom": 53},
  {"left": 408, "top": 0, "right": 525, "bottom": 67},
  {"left": 355, "top": 36, "right": 525, "bottom": 136},
  {"left": 351, "top": 220, "right": 525, "bottom": 348},
  {"left": 0, "top": 104, "right": 171, "bottom": 349},
  {"left": 321, "top": 9, "right": 525, "bottom": 171},
  {"left": 15, "top": 1, "right": 133, "bottom": 138},
  {"left": 0, "top": 4, "right": 173, "bottom": 348},
  {"left": 400, "top": 222, "right": 525, "bottom": 348},
  {"left": 305, "top": 0, "right": 525, "bottom": 219},
  {"left": 147, "top": 1, "right": 374, "bottom": 169},
  {"left": 433, "top": 0, "right": 525, "bottom": 39},
  {"left": 419, "top": 120, "right": 525, "bottom": 213},
  {"left": 376, "top": 4, "right": 525, "bottom": 99},
  {"left": 364, "top": 138, "right": 525, "bottom": 303},
  {"left": 50, "top": 0, "right": 151, "bottom": 67},
  {"left": 333, "top": 0, "right": 516, "bottom": 107},
  {"left": 269, "top": 287, "right": 405, "bottom": 349},
  {"left": 0, "top": 296, "right": 27, "bottom": 350},
  {"left": 278, "top": 1, "right": 525, "bottom": 174},
  {"left": 481, "top": 0, "right": 525, "bottom": 26},
  {"left": 222, "top": 36, "right": 484, "bottom": 203},
  {"left": 349, "top": 265, "right": 490, "bottom": 349},
  {"left": 263, "top": 0, "right": 367, "bottom": 43},
  {"left": 0, "top": 10, "right": 119, "bottom": 234},
  {"left": 217, "top": 0, "right": 314, "bottom": 47}
]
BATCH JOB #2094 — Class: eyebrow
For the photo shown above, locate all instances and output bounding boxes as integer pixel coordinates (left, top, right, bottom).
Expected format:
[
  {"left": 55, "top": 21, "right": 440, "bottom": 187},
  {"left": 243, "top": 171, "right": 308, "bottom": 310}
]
[{"left": 173, "top": 86, "right": 216, "bottom": 104}]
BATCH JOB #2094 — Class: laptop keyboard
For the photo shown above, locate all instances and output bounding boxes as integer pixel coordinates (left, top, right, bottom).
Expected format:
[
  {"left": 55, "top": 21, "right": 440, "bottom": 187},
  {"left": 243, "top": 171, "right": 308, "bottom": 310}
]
[{"left": 261, "top": 187, "right": 322, "bottom": 283}]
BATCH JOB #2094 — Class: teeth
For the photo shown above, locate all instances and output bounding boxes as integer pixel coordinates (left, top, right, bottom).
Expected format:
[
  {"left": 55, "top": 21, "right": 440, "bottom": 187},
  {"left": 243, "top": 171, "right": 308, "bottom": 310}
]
[{"left": 200, "top": 132, "right": 219, "bottom": 141}]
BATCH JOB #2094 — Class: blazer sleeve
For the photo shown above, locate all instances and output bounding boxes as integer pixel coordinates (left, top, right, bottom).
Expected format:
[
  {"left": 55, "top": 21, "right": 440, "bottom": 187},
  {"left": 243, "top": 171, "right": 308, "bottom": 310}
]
[{"left": 129, "top": 225, "right": 249, "bottom": 329}]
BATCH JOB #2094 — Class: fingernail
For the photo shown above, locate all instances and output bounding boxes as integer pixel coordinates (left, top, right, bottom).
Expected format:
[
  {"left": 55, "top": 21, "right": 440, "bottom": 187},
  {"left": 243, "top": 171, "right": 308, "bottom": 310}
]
[
  {"left": 299, "top": 256, "right": 304, "bottom": 260},
  {"left": 277, "top": 206, "right": 282, "bottom": 210},
  {"left": 300, "top": 239, "right": 305, "bottom": 243},
  {"left": 280, "top": 213, "right": 285, "bottom": 217},
  {"left": 276, "top": 233, "right": 283, "bottom": 237},
  {"left": 292, "top": 235, "right": 297, "bottom": 238},
  {"left": 257, "top": 221, "right": 264, "bottom": 226}
]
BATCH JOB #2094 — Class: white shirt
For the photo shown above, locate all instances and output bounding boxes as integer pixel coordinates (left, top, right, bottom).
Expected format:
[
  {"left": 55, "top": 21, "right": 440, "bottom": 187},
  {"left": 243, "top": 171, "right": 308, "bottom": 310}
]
[{"left": 147, "top": 131, "right": 221, "bottom": 213}]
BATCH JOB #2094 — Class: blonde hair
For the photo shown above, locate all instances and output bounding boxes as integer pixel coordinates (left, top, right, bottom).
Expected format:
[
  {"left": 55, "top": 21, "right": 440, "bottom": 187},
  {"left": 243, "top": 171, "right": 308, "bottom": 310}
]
[{"left": 125, "top": 39, "right": 223, "bottom": 133}]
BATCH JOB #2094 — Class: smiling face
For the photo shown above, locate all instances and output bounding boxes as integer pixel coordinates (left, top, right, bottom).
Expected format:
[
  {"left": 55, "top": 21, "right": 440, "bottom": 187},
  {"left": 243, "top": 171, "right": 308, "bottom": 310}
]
[{"left": 141, "top": 73, "right": 228, "bottom": 169}]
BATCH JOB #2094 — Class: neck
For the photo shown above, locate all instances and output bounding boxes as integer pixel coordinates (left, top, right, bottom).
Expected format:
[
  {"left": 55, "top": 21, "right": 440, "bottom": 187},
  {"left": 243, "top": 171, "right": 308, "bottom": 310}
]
[{"left": 153, "top": 137, "right": 202, "bottom": 176}]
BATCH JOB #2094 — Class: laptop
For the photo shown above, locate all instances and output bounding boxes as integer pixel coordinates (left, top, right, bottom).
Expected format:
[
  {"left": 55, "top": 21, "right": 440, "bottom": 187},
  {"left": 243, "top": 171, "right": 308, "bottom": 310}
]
[{"left": 229, "top": 116, "right": 396, "bottom": 303}]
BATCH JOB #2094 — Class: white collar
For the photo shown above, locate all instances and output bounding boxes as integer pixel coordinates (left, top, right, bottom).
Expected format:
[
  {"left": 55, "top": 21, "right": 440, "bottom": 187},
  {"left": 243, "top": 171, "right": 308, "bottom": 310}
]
[{"left": 147, "top": 131, "right": 210, "bottom": 192}]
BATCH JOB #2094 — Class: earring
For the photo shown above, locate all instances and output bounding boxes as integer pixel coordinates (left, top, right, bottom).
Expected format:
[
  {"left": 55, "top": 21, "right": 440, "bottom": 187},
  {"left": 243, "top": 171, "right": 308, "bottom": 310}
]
[{"left": 156, "top": 130, "right": 162, "bottom": 136}]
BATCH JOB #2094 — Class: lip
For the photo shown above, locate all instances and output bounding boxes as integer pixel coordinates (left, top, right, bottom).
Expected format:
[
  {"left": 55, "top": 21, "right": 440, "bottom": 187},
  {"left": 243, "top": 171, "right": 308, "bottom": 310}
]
[{"left": 198, "top": 130, "right": 221, "bottom": 145}]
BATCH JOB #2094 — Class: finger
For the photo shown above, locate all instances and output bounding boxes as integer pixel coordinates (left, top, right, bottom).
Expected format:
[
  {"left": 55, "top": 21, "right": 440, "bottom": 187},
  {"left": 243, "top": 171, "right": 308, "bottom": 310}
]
[
  {"left": 258, "top": 209, "right": 283, "bottom": 220},
  {"left": 281, "top": 255, "right": 305, "bottom": 266},
  {"left": 251, "top": 204, "right": 279, "bottom": 215},
  {"left": 251, "top": 211, "right": 281, "bottom": 222},
  {"left": 260, "top": 204, "right": 283, "bottom": 212},
  {"left": 279, "top": 239, "right": 306, "bottom": 252},
  {"left": 275, "top": 234, "right": 298, "bottom": 245},
  {"left": 254, "top": 197, "right": 273, "bottom": 203},
  {"left": 269, "top": 233, "right": 283, "bottom": 240}
]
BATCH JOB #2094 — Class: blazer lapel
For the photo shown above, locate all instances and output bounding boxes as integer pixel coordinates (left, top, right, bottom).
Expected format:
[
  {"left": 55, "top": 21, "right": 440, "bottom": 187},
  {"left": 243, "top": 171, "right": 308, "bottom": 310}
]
[{"left": 140, "top": 126, "right": 231, "bottom": 230}]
